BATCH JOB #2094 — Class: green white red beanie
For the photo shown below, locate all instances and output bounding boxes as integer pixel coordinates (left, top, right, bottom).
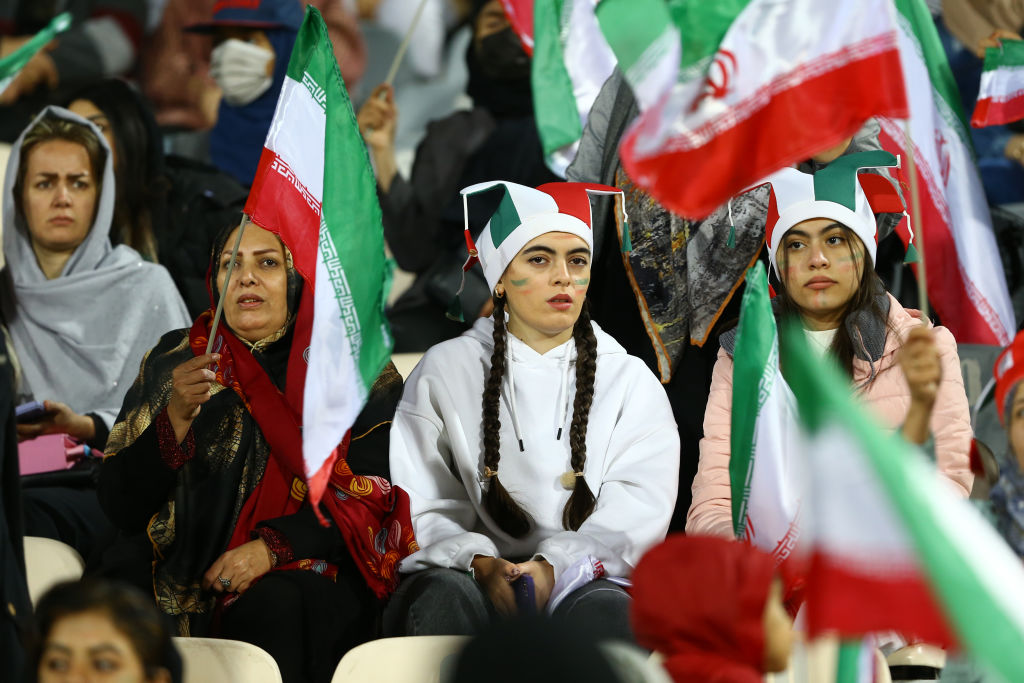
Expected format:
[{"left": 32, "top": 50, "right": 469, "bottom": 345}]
[
  {"left": 459, "top": 180, "right": 626, "bottom": 294},
  {"left": 763, "top": 150, "right": 908, "bottom": 279}
]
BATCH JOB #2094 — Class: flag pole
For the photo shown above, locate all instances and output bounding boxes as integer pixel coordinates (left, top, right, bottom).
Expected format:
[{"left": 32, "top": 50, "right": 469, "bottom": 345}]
[
  {"left": 901, "top": 120, "right": 930, "bottom": 322},
  {"left": 382, "top": 0, "right": 432, "bottom": 88},
  {"left": 205, "top": 214, "right": 250, "bottom": 355}
]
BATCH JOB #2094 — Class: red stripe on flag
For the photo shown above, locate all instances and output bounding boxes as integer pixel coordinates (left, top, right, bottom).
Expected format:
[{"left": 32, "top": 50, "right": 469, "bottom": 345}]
[
  {"left": 244, "top": 147, "right": 322, "bottom": 283},
  {"left": 620, "top": 47, "right": 907, "bottom": 219},
  {"left": 878, "top": 128, "right": 1008, "bottom": 345},
  {"left": 805, "top": 551, "right": 958, "bottom": 648},
  {"left": 972, "top": 94, "right": 1024, "bottom": 128}
]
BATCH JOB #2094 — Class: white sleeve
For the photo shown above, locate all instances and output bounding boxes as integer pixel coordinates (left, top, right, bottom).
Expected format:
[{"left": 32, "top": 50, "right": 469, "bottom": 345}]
[
  {"left": 534, "top": 368, "right": 679, "bottom": 581},
  {"left": 389, "top": 376, "right": 499, "bottom": 572}
]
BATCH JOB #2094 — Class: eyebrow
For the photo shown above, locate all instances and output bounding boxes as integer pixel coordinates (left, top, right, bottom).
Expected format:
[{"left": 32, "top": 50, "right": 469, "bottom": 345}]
[
  {"left": 32, "top": 172, "right": 90, "bottom": 180},
  {"left": 221, "top": 248, "right": 280, "bottom": 258},
  {"left": 521, "top": 246, "right": 591, "bottom": 256},
  {"left": 87, "top": 644, "right": 124, "bottom": 656},
  {"left": 784, "top": 223, "right": 844, "bottom": 239},
  {"left": 43, "top": 644, "right": 72, "bottom": 655}
]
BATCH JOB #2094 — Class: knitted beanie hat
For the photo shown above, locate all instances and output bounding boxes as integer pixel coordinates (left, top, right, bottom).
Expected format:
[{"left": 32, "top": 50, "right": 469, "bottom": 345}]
[{"left": 763, "top": 150, "right": 907, "bottom": 279}]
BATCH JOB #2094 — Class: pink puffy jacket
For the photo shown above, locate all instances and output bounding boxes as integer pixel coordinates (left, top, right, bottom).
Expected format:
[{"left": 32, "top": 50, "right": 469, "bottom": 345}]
[{"left": 686, "top": 294, "right": 974, "bottom": 538}]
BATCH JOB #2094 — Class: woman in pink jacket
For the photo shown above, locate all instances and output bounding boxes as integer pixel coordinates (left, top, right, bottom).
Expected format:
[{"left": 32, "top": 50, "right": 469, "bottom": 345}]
[{"left": 687, "top": 151, "right": 974, "bottom": 538}]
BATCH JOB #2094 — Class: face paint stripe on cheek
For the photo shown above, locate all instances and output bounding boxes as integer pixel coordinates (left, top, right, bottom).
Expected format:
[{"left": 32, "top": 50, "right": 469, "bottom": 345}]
[
  {"left": 574, "top": 278, "right": 589, "bottom": 286},
  {"left": 509, "top": 278, "right": 529, "bottom": 286}
]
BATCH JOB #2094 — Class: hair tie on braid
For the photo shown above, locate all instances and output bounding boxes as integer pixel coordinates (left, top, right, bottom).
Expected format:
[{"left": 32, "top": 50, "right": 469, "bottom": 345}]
[
  {"left": 560, "top": 470, "right": 585, "bottom": 490},
  {"left": 484, "top": 466, "right": 499, "bottom": 478},
  {"left": 562, "top": 300, "right": 598, "bottom": 531}
]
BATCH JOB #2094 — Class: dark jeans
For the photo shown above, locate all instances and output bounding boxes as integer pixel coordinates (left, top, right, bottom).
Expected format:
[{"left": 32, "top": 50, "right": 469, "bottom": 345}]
[{"left": 382, "top": 568, "right": 633, "bottom": 642}]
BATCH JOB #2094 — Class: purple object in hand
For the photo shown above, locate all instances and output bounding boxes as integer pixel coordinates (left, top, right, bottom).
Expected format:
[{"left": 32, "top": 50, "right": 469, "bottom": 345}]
[{"left": 512, "top": 574, "right": 536, "bottom": 615}]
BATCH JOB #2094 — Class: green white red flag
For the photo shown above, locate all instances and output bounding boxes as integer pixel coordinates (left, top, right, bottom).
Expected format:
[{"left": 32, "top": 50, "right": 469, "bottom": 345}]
[
  {"left": 596, "top": 0, "right": 908, "bottom": 219},
  {"left": 781, "top": 323, "right": 1024, "bottom": 683},
  {"left": 244, "top": 8, "right": 393, "bottom": 507},
  {"left": 972, "top": 39, "right": 1024, "bottom": 128},
  {"left": 728, "top": 263, "right": 802, "bottom": 564},
  {"left": 500, "top": 0, "right": 617, "bottom": 175},
  {"left": 0, "top": 13, "right": 70, "bottom": 96},
  {"left": 877, "top": 0, "right": 1014, "bottom": 346}
]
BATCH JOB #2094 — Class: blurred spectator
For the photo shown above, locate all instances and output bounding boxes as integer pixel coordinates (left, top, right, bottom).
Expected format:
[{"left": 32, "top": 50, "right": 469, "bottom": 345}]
[
  {"left": 141, "top": 0, "right": 366, "bottom": 143},
  {"left": 66, "top": 78, "right": 248, "bottom": 316},
  {"left": 944, "top": 0, "right": 1024, "bottom": 57},
  {"left": 989, "top": 330, "right": 1024, "bottom": 557},
  {"left": 357, "top": 0, "right": 558, "bottom": 351},
  {"left": 0, "top": 329, "right": 30, "bottom": 683},
  {"left": 0, "top": 1, "right": 147, "bottom": 141},
  {"left": 451, "top": 615, "right": 635, "bottom": 683},
  {"left": 631, "top": 535, "right": 794, "bottom": 683},
  {"left": 29, "top": 578, "right": 181, "bottom": 683}
]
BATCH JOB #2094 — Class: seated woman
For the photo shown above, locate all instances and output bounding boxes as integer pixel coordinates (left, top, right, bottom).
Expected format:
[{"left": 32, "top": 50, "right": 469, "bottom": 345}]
[
  {"left": 687, "top": 151, "right": 974, "bottom": 539},
  {"left": 30, "top": 578, "right": 181, "bottom": 683},
  {"left": 3, "top": 106, "right": 190, "bottom": 449},
  {"left": 98, "top": 221, "right": 414, "bottom": 683},
  {"left": 385, "top": 181, "right": 679, "bottom": 640}
]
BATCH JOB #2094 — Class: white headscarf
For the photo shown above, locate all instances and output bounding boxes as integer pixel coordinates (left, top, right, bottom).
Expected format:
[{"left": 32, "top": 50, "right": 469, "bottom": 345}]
[{"left": 1, "top": 106, "right": 190, "bottom": 429}]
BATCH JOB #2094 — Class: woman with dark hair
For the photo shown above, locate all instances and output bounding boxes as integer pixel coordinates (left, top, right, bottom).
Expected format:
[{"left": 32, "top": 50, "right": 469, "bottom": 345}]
[
  {"left": 66, "top": 79, "right": 168, "bottom": 262},
  {"left": 31, "top": 578, "right": 180, "bottom": 683},
  {"left": 385, "top": 181, "right": 679, "bottom": 639},
  {"left": 98, "top": 220, "right": 414, "bottom": 683},
  {"left": 65, "top": 79, "right": 249, "bottom": 317},
  {"left": 687, "top": 151, "right": 974, "bottom": 538}
]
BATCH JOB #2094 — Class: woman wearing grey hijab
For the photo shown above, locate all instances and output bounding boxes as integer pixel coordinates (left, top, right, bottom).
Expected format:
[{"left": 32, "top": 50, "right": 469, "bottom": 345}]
[{"left": 2, "top": 106, "right": 189, "bottom": 450}]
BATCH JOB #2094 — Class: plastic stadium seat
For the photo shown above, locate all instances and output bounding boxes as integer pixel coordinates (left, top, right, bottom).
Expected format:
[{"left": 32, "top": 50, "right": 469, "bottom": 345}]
[
  {"left": 173, "top": 637, "right": 282, "bottom": 683},
  {"left": 331, "top": 636, "right": 469, "bottom": 683},
  {"left": 23, "top": 536, "right": 84, "bottom": 606}
]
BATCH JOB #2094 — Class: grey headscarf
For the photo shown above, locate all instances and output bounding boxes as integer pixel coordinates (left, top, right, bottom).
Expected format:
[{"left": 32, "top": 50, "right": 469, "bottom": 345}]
[{"left": 0, "top": 106, "right": 190, "bottom": 429}]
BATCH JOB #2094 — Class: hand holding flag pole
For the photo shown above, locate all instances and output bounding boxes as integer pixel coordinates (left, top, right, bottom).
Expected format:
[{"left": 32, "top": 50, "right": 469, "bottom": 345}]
[{"left": 205, "top": 214, "right": 251, "bottom": 355}]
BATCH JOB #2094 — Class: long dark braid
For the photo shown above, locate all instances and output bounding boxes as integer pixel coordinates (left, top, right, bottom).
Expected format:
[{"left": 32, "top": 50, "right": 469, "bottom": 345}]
[
  {"left": 481, "top": 295, "right": 532, "bottom": 538},
  {"left": 562, "top": 300, "right": 598, "bottom": 531}
]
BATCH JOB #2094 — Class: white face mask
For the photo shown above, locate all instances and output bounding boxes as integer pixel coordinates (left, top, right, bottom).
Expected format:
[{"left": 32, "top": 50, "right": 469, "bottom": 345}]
[{"left": 210, "top": 38, "right": 274, "bottom": 107}]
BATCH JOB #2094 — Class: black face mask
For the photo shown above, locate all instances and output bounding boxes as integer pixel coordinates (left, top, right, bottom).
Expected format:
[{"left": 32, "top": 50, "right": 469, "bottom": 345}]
[{"left": 476, "top": 27, "right": 531, "bottom": 80}]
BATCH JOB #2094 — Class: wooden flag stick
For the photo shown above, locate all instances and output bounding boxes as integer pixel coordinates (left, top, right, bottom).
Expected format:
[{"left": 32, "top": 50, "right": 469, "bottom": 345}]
[
  {"left": 205, "top": 214, "right": 250, "bottom": 354},
  {"left": 902, "top": 119, "right": 930, "bottom": 322},
  {"left": 382, "top": 0, "right": 432, "bottom": 88}
]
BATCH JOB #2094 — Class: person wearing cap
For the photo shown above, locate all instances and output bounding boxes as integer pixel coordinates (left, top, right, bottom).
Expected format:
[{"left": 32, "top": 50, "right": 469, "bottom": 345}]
[
  {"left": 384, "top": 181, "right": 679, "bottom": 639},
  {"left": 988, "top": 333, "right": 1024, "bottom": 558},
  {"left": 687, "top": 150, "right": 974, "bottom": 539},
  {"left": 184, "top": 0, "right": 303, "bottom": 186}
]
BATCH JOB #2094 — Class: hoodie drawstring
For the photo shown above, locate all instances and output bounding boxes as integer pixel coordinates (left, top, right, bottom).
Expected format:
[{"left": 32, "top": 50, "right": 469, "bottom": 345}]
[
  {"left": 556, "top": 342, "right": 573, "bottom": 440},
  {"left": 505, "top": 340, "right": 525, "bottom": 452}
]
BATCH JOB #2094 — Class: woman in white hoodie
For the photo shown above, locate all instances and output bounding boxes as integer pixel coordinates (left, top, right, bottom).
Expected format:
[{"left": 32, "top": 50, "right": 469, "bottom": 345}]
[{"left": 385, "top": 181, "right": 679, "bottom": 639}]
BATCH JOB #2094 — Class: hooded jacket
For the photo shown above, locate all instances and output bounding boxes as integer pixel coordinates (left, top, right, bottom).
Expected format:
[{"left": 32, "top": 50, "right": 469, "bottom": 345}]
[
  {"left": 632, "top": 535, "right": 776, "bottom": 683},
  {"left": 389, "top": 317, "right": 679, "bottom": 581},
  {"left": 687, "top": 294, "right": 974, "bottom": 537},
  {"left": 1, "top": 107, "right": 190, "bottom": 430}
]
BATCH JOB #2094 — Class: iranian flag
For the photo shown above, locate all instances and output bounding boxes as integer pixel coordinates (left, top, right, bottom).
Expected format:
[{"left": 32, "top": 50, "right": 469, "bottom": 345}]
[
  {"left": 596, "top": 0, "right": 908, "bottom": 219},
  {"left": 877, "top": 0, "right": 1014, "bottom": 345},
  {"left": 728, "top": 262, "right": 802, "bottom": 565},
  {"left": 531, "top": 0, "right": 617, "bottom": 174},
  {"left": 244, "top": 8, "right": 393, "bottom": 506},
  {"left": 972, "top": 39, "right": 1024, "bottom": 128},
  {"left": 0, "top": 13, "right": 70, "bottom": 95},
  {"left": 781, "top": 322, "right": 1024, "bottom": 683}
]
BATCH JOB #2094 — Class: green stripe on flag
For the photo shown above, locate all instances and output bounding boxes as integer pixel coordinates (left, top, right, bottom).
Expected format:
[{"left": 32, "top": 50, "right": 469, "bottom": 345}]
[
  {"left": 596, "top": 0, "right": 674, "bottom": 73},
  {"left": 983, "top": 39, "right": 1024, "bottom": 70},
  {"left": 781, "top": 322, "right": 1024, "bottom": 683},
  {"left": 835, "top": 640, "right": 864, "bottom": 683},
  {"left": 665, "top": 0, "right": 751, "bottom": 75},
  {"left": 729, "top": 262, "right": 777, "bottom": 539},
  {"left": 532, "top": 0, "right": 583, "bottom": 159},
  {"left": 301, "top": 8, "right": 392, "bottom": 394},
  {"left": 0, "top": 12, "right": 71, "bottom": 83},
  {"left": 895, "top": 0, "right": 973, "bottom": 148}
]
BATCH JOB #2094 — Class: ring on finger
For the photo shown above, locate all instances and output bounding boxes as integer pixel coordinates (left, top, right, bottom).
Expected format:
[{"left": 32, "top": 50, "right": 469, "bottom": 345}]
[{"left": 218, "top": 576, "right": 231, "bottom": 589}]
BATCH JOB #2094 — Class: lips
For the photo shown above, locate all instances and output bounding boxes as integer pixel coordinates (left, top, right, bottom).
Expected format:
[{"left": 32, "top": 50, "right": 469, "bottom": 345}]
[
  {"left": 804, "top": 276, "right": 837, "bottom": 291},
  {"left": 547, "top": 293, "right": 573, "bottom": 311},
  {"left": 48, "top": 215, "right": 74, "bottom": 225},
  {"left": 237, "top": 294, "right": 264, "bottom": 309}
]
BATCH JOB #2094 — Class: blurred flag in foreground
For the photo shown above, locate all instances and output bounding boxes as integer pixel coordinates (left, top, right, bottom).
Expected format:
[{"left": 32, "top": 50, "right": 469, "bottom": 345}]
[
  {"left": 0, "top": 13, "right": 70, "bottom": 96},
  {"left": 244, "top": 8, "right": 393, "bottom": 512},
  {"left": 728, "top": 263, "right": 801, "bottom": 566},
  {"left": 972, "top": 39, "right": 1024, "bottom": 128},
  {"left": 781, "top": 322, "right": 1024, "bottom": 683},
  {"left": 877, "top": 0, "right": 1014, "bottom": 346},
  {"left": 596, "top": 0, "right": 907, "bottom": 219}
]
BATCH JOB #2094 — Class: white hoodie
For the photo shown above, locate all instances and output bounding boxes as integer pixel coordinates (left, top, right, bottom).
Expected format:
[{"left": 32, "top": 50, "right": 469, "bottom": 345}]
[{"left": 390, "top": 317, "right": 680, "bottom": 582}]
